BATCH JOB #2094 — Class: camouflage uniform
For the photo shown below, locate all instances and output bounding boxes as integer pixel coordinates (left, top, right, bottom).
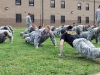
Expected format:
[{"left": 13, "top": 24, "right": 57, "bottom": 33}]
[
  {"left": 25, "top": 29, "right": 56, "bottom": 48},
  {"left": 72, "top": 25, "right": 87, "bottom": 35},
  {"left": 95, "top": 8, "right": 100, "bottom": 27},
  {"left": 73, "top": 38, "right": 100, "bottom": 58},
  {"left": 26, "top": 15, "right": 32, "bottom": 28},
  {"left": 87, "top": 27, "right": 100, "bottom": 44},
  {"left": 20, "top": 26, "right": 38, "bottom": 36},
  {"left": 0, "top": 30, "right": 13, "bottom": 43}
]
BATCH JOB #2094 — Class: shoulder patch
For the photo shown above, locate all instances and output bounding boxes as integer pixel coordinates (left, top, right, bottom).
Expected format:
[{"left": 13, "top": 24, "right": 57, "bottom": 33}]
[{"left": 66, "top": 31, "right": 77, "bottom": 35}]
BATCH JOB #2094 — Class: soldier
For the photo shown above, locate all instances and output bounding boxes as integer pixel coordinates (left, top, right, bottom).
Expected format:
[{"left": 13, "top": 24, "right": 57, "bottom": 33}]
[
  {"left": 79, "top": 31, "right": 90, "bottom": 39},
  {"left": 79, "top": 27, "right": 100, "bottom": 44},
  {"left": 26, "top": 13, "right": 32, "bottom": 28},
  {"left": 50, "top": 26, "right": 56, "bottom": 31},
  {"left": 20, "top": 25, "right": 38, "bottom": 36},
  {"left": 25, "top": 25, "right": 57, "bottom": 49},
  {"left": 38, "top": 25, "right": 43, "bottom": 29},
  {"left": 0, "top": 30, "right": 13, "bottom": 43},
  {"left": 7, "top": 25, "right": 14, "bottom": 35},
  {"left": 87, "top": 27, "right": 100, "bottom": 44},
  {"left": 58, "top": 28, "right": 100, "bottom": 58},
  {"left": 53, "top": 25, "right": 70, "bottom": 37},
  {"left": 72, "top": 25, "right": 89, "bottom": 35},
  {"left": 87, "top": 24, "right": 97, "bottom": 31},
  {"left": 0, "top": 26, "right": 12, "bottom": 33},
  {"left": 72, "top": 22, "right": 76, "bottom": 27},
  {"left": 95, "top": 5, "right": 100, "bottom": 27}
]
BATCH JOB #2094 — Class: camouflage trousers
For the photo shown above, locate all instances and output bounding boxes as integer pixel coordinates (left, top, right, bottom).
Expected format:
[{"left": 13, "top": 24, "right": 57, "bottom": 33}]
[
  {"left": 97, "top": 21, "right": 100, "bottom": 27},
  {"left": 73, "top": 38, "right": 100, "bottom": 58}
]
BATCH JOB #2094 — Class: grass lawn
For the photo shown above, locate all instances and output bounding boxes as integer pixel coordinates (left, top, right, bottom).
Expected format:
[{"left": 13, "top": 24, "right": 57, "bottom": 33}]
[{"left": 0, "top": 27, "right": 100, "bottom": 75}]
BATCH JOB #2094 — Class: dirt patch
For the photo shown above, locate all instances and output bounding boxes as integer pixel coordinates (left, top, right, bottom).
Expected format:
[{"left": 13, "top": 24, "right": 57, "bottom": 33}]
[{"left": 90, "top": 72, "right": 100, "bottom": 75}]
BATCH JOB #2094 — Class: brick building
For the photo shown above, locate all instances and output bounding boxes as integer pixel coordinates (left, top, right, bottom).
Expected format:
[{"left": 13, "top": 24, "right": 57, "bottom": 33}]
[{"left": 0, "top": 0, "right": 100, "bottom": 27}]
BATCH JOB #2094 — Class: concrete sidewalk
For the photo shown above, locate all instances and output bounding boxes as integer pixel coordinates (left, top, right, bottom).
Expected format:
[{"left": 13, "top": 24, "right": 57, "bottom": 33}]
[{"left": 90, "top": 72, "right": 100, "bottom": 75}]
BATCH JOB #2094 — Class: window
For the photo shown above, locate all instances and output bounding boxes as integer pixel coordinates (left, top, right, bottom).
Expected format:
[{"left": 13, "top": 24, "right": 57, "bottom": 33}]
[
  {"left": 61, "top": 16, "right": 65, "bottom": 23},
  {"left": 29, "top": 0, "right": 34, "bottom": 6},
  {"left": 15, "top": 0, "right": 21, "bottom": 5},
  {"left": 86, "top": 3, "right": 89, "bottom": 10},
  {"left": 61, "top": 1, "right": 65, "bottom": 8},
  {"left": 50, "top": 0, "right": 55, "bottom": 8},
  {"left": 86, "top": 17, "right": 89, "bottom": 23},
  {"left": 16, "top": 14, "right": 22, "bottom": 22},
  {"left": 77, "top": 16, "right": 81, "bottom": 23},
  {"left": 51, "top": 15, "right": 55, "bottom": 23},
  {"left": 31, "top": 14, "right": 34, "bottom": 22},
  {"left": 78, "top": 3, "right": 81, "bottom": 10}
]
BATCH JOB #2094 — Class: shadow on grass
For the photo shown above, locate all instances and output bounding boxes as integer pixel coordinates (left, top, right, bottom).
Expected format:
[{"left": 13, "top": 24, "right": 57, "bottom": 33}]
[{"left": 63, "top": 53, "right": 100, "bottom": 64}]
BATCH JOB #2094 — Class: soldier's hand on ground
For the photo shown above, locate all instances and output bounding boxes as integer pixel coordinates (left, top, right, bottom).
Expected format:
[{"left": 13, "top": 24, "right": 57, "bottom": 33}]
[
  {"left": 54, "top": 45, "right": 57, "bottom": 47},
  {"left": 58, "top": 54, "right": 62, "bottom": 56},
  {"left": 35, "top": 46, "right": 38, "bottom": 49}
]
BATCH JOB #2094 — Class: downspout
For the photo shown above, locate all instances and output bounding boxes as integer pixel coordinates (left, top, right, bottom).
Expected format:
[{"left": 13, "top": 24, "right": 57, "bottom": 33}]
[
  {"left": 42, "top": 0, "right": 44, "bottom": 26},
  {"left": 94, "top": 0, "right": 95, "bottom": 24}
]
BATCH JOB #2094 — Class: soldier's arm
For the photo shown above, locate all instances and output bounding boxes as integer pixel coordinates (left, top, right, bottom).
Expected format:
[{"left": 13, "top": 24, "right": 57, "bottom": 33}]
[
  {"left": 87, "top": 31, "right": 94, "bottom": 41},
  {"left": 95, "top": 11, "right": 97, "bottom": 20},
  {"left": 8, "top": 26, "right": 14, "bottom": 35},
  {"left": 34, "top": 34, "right": 41, "bottom": 49},
  {"left": 7, "top": 31, "right": 13, "bottom": 43},
  {"left": 49, "top": 31, "right": 57, "bottom": 47},
  {"left": 58, "top": 39, "right": 64, "bottom": 56},
  {"left": 95, "top": 32, "right": 100, "bottom": 44},
  {"left": 29, "top": 17, "right": 32, "bottom": 24}
]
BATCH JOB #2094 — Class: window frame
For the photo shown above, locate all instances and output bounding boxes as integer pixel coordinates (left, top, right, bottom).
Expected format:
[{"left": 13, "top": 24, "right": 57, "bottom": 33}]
[
  {"left": 15, "top": 0, "right": 21, "bottom": 5},
  {"left": 86, "top": 3, "right": 89, "bottom": 10},
  {"left": 77, "top": 2, "right": 81, "bottom": 10},
  {"left": 31, "top": 14, "right": 34, "bottom": 23},
  {"left": 29, "top": 0, "right": 34, "bottom": 6},
  {"left": 61, "top": 16, "right": 65, "bottom": 23},
  {"left": 16, "top": 14, "right": 22, "bottom": 23},
  {"left": 61, "top": 1, "right": 65, "bottom": 8},
  {"left": 86, "top": 17, "right": 89, "bottom": 23},
  {"left": 50, "top": 0, "right": 55, "bottom": 8},
  {"left": 50, "top": 15, "right": 55, "bottom": 23},
  {"left": 77, "top": 16, "right": 81, "bottom": 23}
]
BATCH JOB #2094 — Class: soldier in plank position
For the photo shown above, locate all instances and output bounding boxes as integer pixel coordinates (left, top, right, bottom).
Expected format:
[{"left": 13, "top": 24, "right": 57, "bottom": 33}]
[{"left": 59, "top": 28, "right": 100, "bottom": 58}]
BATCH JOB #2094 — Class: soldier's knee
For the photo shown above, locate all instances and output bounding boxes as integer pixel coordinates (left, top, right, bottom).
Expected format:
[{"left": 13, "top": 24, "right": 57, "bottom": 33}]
[{"left": 20, "top": 32, "right": 24, "bottom": 36}]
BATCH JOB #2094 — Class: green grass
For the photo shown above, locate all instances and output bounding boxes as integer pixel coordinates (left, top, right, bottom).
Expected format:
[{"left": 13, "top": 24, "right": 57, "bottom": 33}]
[{"left": 0, "top": 27, "right": 100, "bottom": 75}]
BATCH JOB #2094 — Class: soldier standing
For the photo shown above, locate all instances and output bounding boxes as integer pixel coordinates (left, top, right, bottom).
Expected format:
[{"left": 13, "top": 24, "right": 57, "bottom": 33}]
[
  {"left": 95, "top": 5, "right": 100, "bottom": 27},
  {"left": 26, "top": 13, "right": 32, "bottom": 28}
]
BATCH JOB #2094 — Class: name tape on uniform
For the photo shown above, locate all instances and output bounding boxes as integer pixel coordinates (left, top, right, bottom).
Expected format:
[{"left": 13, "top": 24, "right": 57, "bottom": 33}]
[{"left": 66, "top": 31, "right": 77, "bottom": 35}]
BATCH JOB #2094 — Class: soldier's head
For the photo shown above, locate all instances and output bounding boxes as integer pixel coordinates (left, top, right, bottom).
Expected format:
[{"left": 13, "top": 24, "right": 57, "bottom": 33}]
[
  {"left": 61, "top": 28, "right": 66, "bottom": 34},
  {"left": 4, "top": 26, "right": 8, "bottom": 30},
  {"left": 73, "top": 22, "right": 76, "bottom": 26},
  {"left": 84, "top": 25, "right": 89, "bottom": 30},
  {"left": 44, "top": 25, "right": 51, "bottom": 34},
  {"left": 67, "top": 25, "right": 73, "bottom": 31},
  {"left": 32, "top": 24, "right": 37, "bottom": 30},
  {"left": 30, "top": 25, "right": 37, "bottom": 32},
  {"left": 98, "top": 5, "right": 100, "bottom": 8},
  {"left": 3, "top": 31, "right": 8, "bottom": 37},
  {"left": 98, "top": 27, "right": 100, "bottom": 32},
  {"left": 28, "top": 13, "right": 31, "bottom": 16},
  {"left": 38, "top": 25, "right": 42, "bottom": 29},
  {"left": 93, "top": 24, "right": 97, "bottom": 28}
]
